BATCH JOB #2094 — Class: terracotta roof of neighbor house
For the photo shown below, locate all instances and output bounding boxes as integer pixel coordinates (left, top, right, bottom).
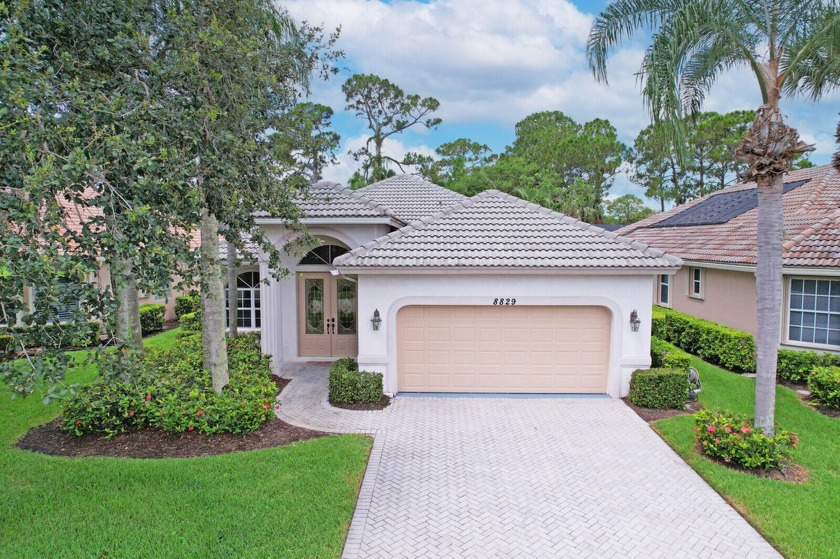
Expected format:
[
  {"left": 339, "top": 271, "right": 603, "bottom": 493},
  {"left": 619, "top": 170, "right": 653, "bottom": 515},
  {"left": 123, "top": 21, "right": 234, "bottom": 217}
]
[
  {"left": 334, "top": 190, "right": 682, "bottom": 270},
  {"left": 355, "top": 174, "right": 468, "bottom": 224},
  {"left": 255, "top": 181, "right": 396, "bottom": 220},
  {"left": 618, "top": 164, "right": 840, "bottom": 268}
]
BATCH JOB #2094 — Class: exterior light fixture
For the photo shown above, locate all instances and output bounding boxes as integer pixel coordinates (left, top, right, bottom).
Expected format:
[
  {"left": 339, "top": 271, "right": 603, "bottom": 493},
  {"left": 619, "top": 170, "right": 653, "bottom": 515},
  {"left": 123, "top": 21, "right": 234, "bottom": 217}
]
[
  {"left": 630, "top": 309, "right": 641, "bottom": 332},
  {"left": 329, "top": 268, "right": 340, "bottom": 276},
  {"left": 371, "top": 309, "right": 382, "bottom": 331}
]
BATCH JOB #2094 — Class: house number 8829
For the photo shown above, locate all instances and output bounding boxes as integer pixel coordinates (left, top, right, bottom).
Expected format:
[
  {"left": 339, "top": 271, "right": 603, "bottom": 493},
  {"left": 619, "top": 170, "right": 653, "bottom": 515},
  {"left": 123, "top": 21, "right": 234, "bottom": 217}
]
[{"left": 493, "top": 298, "right": 516, "bottom": 305}]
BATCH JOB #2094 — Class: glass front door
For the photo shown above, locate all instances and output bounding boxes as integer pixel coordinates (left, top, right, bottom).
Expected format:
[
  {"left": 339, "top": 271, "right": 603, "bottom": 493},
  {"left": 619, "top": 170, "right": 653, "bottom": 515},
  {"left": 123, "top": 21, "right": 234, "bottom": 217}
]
[{"left": 298, "top": 273, "right": 358, "bottom": 357}]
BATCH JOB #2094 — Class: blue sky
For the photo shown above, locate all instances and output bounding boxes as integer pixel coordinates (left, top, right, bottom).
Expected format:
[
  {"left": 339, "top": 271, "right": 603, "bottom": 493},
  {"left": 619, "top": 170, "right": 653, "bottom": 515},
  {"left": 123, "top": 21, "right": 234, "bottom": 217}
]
[{"left": 285, "top": 0, "right": 839, "bottom": 204}]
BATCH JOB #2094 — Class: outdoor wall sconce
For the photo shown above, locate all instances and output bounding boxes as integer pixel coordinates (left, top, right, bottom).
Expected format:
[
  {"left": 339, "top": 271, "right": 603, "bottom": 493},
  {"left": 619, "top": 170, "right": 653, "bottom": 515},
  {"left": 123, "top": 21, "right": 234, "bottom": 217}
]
[
  {"left": 630, "top": 309, "right": 641, "bottom": 332},
  {"left": 371, "top": 309, "right": 382, "bottom": 331}
]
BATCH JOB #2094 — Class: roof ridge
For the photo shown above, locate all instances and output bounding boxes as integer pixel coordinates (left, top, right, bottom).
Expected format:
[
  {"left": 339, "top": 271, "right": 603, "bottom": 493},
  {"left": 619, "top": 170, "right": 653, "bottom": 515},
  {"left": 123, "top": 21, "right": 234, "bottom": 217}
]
[
  {"left": 334, "top": 190, "right": 481, "bottom": 264},
  {"left": 332, "top": 183, "right": 397, "bottom": 218},
  {"left": 783, "top": 208, "right": 840, "bottom": 251},
  {"left": 483, "top": 190, "right": 681, "bottom": 264},
  {"left": 358, "top": 173, "right": 468, "bottom": 199}
]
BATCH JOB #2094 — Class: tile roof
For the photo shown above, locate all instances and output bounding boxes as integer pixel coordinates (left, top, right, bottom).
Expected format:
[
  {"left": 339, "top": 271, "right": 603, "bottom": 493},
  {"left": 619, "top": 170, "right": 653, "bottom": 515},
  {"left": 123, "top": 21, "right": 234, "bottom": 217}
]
[
  {"left": 355, "top": 174, "right": 467, "bottom": 224},
  {"left": 255, "top": 181, "right": 396, "bottom": 220},
  {"left": 619, "top": 164, "right": 840, "bottom": 268},
  {"left": 334, "top": 190, "right": 682, "bottom": 270}
]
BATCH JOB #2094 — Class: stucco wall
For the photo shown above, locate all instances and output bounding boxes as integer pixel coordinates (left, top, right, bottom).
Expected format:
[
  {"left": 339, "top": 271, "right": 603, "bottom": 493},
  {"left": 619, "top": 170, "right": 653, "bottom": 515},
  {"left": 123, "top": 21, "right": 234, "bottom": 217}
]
[
  {"left": 668, "top": 267, "right": 758, "bottom": 337},
  {"left": 257, "top": 222, "right": 393, "bottom": 369},
  {"left": 355, "top": 273, "right": 656, "bottom": 398}
]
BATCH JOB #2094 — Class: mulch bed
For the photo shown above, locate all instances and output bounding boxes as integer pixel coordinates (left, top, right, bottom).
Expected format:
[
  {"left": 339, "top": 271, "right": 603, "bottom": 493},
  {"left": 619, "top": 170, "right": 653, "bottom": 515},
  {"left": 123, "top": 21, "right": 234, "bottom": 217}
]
[
  {"left": 329, "top": 395, "right": 391, "bottom": 411},
  {"left": 691, "top": 443, "right": 811, "bottom": 483},
  {"left": 622, "top": 398, "right": 702, "bottom": 423},
  {"left": 16, "top": 376, "right": 333, "bottom": 459},
  {"left": 800, "top": 396, "right": 840, "bottom": 418}
]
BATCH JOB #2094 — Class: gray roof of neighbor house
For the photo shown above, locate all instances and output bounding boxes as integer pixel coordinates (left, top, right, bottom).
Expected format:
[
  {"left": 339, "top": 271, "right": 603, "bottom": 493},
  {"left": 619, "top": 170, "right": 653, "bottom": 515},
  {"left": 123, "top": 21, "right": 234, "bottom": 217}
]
[
  {"left": 334, "top": 190, "right": 682, "bottom": 270},
  {"left": 355, "top": 174, "right": 468, "bottom": 224},
  {"left": 618, "top": 164, "right": 840, "bottom": 268},
  {"left": 255, "top": 181, "right": 396, "bottom": 220}
]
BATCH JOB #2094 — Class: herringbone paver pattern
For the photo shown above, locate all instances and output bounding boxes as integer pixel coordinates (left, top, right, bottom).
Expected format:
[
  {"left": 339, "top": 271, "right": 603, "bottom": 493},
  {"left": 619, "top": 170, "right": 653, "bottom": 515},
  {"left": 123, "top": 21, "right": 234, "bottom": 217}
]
[{"left": 277, "top": 363, "right": 781, "bottom": 559}]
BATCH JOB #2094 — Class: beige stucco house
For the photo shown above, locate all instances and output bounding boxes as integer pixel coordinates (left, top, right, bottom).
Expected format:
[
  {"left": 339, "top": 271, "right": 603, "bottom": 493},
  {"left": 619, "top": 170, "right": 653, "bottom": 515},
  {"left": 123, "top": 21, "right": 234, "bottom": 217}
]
[
  {"left": 619, "top": 164, "right": 840, "bottom": 354},
  {"left": 248, "top": 175, "right": 681, "bottom": 397}
]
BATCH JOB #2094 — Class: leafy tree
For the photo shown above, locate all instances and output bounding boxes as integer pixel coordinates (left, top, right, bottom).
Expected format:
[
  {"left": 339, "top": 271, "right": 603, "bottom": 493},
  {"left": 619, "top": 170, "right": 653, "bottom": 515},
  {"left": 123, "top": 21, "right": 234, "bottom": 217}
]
[
  {"left": 273, "top": 102, "right": 341, "bottom": 184},
  {"left": 687, "top": 111, "right": 753, "bottom": 195},
  {"left": 411, "top": 138, "right": 495, "bottom": 188},
  {"left": 342, "top": 74, "right": 441, "bottom": 186},
  {"left": 588, "top": 0, "right": 840, "bottom": 434},
  {"left": 630, "top": 120, "right": 686, "bottom": 211},
  {"left": 605, "top": 194, "right": 656, "bottom": 224},
  {"left": 0, "top": 0, "right": 195, "bottom": 397},
  {"left": 153, "top": 0, "right": 333, "bottom": 393}
]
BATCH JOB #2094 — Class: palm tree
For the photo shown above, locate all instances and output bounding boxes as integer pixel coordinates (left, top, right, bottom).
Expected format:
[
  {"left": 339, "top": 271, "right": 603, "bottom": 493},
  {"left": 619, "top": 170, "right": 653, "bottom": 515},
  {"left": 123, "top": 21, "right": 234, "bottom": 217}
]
[{"left": 588, "top": 0, "right": 840, "bottom": 435}]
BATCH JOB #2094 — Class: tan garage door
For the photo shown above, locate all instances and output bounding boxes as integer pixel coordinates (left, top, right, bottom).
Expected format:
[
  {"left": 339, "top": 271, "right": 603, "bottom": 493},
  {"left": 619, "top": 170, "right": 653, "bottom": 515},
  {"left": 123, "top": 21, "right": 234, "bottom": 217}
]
[{"left": 397, "top": 305, "right": 610, "bottom": 393}]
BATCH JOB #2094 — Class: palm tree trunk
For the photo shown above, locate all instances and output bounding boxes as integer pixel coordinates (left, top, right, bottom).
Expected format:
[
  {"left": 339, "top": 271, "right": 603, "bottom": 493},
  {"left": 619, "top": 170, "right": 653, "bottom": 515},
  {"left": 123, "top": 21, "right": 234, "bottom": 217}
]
[
  {"left": 200, "top": 208, "right": 229, "bottom": 394},
  {"left": 754, "top": 175, "right": 783, "bottom": 435}
]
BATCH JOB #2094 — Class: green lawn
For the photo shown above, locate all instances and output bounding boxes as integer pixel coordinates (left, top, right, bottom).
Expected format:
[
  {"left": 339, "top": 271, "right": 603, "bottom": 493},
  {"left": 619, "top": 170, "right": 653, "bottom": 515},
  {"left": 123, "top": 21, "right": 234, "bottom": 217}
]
[
  {"left": 0, "top": 329, "right": 371, "bottom": 558},
  {"left": 655, "top": 357, "right": 840, "bottom": 559}
]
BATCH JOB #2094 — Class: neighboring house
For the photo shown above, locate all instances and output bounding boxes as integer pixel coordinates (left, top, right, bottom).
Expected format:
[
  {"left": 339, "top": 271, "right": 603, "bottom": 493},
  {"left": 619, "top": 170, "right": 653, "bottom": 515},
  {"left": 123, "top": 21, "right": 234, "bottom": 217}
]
[
  {"left": 619, "top": 164, "right": 840, "bottom": 354},
  {"left": 3, "top": 196, "right": 194, "bottom": 328},
  {"left": 245, "top": 174, "right": 680, "bottom": 397}
]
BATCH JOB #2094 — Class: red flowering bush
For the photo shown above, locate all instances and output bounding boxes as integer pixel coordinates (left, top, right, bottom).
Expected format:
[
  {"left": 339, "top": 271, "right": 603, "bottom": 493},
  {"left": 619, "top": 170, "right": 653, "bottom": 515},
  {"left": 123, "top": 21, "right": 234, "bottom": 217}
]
[
  {"left": 694, "top": 409, "right": 798, "bottom": 470},
  {"left": 62, "top": 333, "right": 276, "bottom": 437}
]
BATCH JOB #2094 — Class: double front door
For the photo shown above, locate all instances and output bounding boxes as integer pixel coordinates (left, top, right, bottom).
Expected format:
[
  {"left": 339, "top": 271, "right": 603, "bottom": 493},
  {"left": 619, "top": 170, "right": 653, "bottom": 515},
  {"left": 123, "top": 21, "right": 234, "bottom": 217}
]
[{"left": 298, "top": 273, "right": 358, "bottom": 357}]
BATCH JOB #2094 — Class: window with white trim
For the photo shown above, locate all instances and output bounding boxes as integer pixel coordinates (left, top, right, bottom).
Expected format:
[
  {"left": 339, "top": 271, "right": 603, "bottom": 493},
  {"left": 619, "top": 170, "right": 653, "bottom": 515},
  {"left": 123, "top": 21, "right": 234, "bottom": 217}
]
[
  {"left": 788, "top": 278, "right": 840, "bottom": 348},
  {"left": 689, "top": 267, "right": 704, "bottom": 299},
  {"left": 658, "top": 274, "right": 671, "bottom": 306},
  {"left": 225, "top": 271, "right": 261, "bottom": 329}
]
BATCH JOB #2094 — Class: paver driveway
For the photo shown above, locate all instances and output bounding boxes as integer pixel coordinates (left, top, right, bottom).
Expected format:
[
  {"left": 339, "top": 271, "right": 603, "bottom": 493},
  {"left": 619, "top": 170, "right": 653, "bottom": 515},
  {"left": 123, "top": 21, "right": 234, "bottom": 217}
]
[{"left": 278, "top": 363, "right": 781, "bottom": 559}]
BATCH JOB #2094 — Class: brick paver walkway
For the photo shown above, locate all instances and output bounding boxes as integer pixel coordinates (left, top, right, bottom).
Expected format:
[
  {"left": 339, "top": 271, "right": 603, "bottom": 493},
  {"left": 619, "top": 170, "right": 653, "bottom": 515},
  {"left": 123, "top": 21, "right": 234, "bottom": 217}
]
[{"left": 277, "top": 363, "right": 781, "bottom": 559}]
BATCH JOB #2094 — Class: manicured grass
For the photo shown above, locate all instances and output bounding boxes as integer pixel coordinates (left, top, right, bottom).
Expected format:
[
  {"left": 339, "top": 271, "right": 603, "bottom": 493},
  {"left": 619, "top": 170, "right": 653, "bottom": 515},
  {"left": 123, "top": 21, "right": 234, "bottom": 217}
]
[
  {"left": 0, "top": 330, "right": 371, "bottom": 558},
  {"left": 654, "top": 357, "right": 840, "bottom": 559}
]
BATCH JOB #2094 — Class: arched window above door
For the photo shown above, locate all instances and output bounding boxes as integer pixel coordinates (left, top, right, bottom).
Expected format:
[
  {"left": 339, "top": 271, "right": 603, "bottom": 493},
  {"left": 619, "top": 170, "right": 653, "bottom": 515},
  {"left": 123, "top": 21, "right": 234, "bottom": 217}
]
[{"left": 298, "top": 245, "right": 349, "bottom": 266}]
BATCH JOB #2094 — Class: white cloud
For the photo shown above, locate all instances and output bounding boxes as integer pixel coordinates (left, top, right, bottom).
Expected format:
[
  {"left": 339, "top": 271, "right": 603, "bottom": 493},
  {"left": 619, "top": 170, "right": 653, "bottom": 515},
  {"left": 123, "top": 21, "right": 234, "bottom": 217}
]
[{"left": 287, "top": 0, "right": 840, "bottom": 184}]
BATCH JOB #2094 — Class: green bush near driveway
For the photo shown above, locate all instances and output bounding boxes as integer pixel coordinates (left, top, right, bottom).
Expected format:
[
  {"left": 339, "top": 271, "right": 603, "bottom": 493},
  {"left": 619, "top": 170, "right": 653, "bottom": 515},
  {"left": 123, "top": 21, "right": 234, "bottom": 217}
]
[
  {"left": 329, "top": 358, "right": 383, "bottom": 404},
  {"left": 139, "top": 303, "right": 166, "bottom": 335},
  {"left": 807, "top": 366, "right": 840, "bottom": 409},
  {"left": 174, "top": 294, "right": 200, "bottom": 318},
  {"left": 62, "top": 333, "right": 275, "bottom": 437},
  {"left": 651, "top": 307, "right": 755, "bottom": 372},
  {"left": 0, "top": 329, "right": 371, "bottom": 559},
  {"left": 650, "top": 337, "right": 691, "bottom": 371},
  {"left": 654, "top": 356, "right": 840, "bottom": 559},
  {"left": 628, "top": 368, "right": 689, "bottom": 409},
  {"left": 694, "top": 408, "right": 797, "bottom": 470},
  {"left": 777, "top": 349, "right": 840, "bottom": 384}
]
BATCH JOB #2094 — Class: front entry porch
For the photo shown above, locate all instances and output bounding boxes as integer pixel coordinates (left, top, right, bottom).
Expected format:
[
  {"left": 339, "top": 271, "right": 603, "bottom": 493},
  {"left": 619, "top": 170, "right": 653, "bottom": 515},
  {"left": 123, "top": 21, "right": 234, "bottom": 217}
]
[{"left": 297, "top": 272, "right": 358, "bottom": 358}]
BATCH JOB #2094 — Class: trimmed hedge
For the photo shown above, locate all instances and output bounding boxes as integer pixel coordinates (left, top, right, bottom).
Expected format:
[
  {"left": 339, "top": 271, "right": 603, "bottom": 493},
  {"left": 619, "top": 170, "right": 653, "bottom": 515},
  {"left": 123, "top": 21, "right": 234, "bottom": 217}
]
[
  {"left": 179, "top": 310, "right": 201, "bottom": 333},
  {"left": 651, "top": 307, "right": 755, "bottom": 372},
  {"left": 777, "top": 349, "right": 840, "bottom": 383},
  {"left": 694, "top": 408, "right": 798, "bottom": 470},
  {"left": 62, "top": 333, "right": 276, "bottom": 437},
  {"left": 653, "top": 306, "right": 840, "bottom": 380},
  {"left": 328, "top": 358, "right": 383, "bottom": 404},
  {"left": 650, "top": 337, "right": 691, "bottom": 371},
  {"left": 628, "top": 368, "right": 689, "bottom": 409},
  {"left": 174, "top": 294, "right": 200, "bottom": 319},
  {"left": 139, "top": 304, "right": 166, "bottom": 335},
  {"left": 808, "top": 366, "right": 840, "bottom": 409}
]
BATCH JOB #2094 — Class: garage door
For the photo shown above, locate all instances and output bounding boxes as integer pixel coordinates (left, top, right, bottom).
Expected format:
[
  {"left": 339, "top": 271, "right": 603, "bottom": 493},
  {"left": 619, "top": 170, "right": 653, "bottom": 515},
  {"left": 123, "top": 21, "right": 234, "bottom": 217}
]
[{"left": 397, "top": 305, "right": 610, "bottom": 393}]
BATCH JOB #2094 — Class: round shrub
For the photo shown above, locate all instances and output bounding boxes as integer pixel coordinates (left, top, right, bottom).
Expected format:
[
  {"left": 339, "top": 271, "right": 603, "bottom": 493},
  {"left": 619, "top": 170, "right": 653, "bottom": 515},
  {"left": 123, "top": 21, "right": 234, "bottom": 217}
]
[
  {"left": 694, "top": 409, "right": 798, "bottom": 470},
  {"left": 650, "top": 337, "right": 691, "bottom": 371},
  {"left": 179, "top": 310, "right": 201, "bottom": 333},
  {"left": 628, "top": 368, "right": 688, "bottom": 409},
  {"left": 139, "top": 303, "right": 166, "bottom": 335},
  {"left": 174, "top": 294, "right": 200, "bottom": 319},
  {"left": 328, "top": 358, "right": 383, "bottom": 404},
  {"left": 62, "top": 333, "right": 276, "bottom": 437},
  {"left": 808, "top": 366, "right": 840, "bottom": 409}
]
